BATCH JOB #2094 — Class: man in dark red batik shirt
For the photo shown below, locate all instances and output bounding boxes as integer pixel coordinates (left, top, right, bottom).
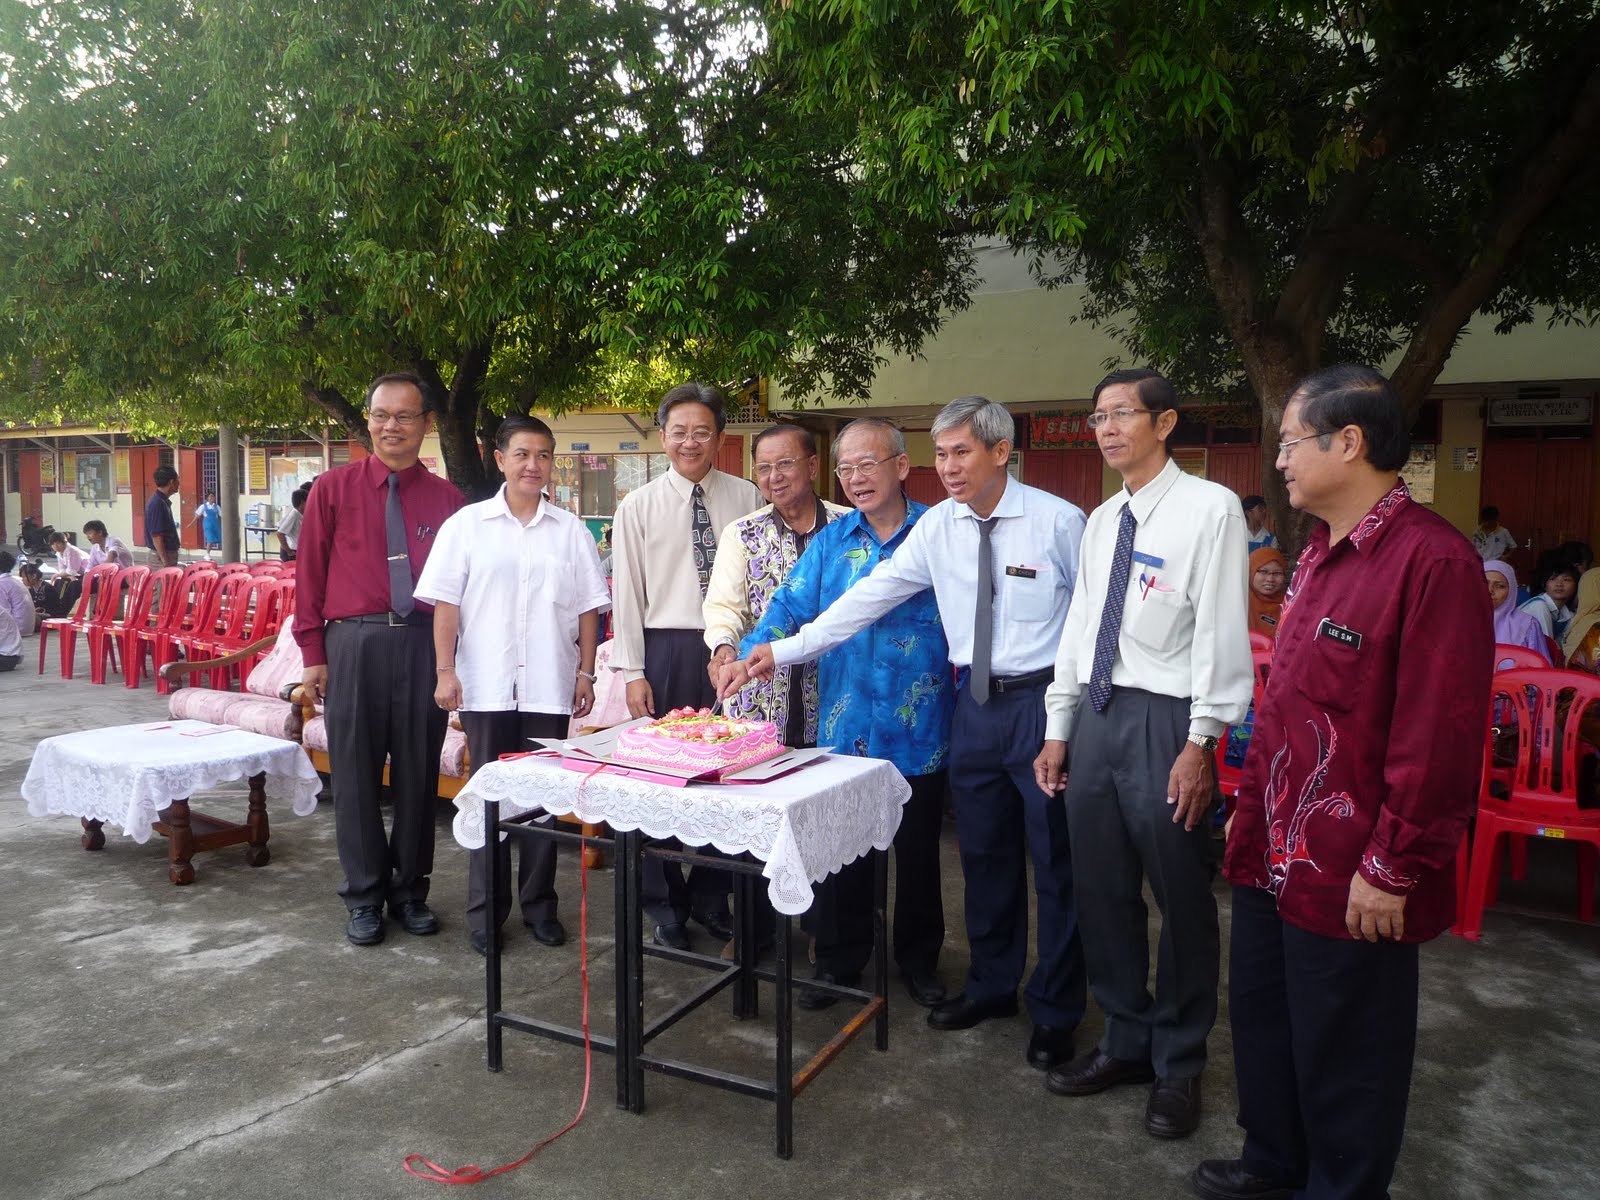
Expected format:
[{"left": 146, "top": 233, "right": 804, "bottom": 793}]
[
  {"left": 296, "top": 372, "right": 465, "bottom": 947},
  {"left": 1193, "top": 365, "right": 1492, "bottom": 1200}
]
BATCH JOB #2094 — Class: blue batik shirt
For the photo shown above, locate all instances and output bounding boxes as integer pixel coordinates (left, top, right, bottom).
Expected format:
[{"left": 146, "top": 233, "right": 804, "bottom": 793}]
[{"left": 741, "top": 501, "right": 952, "bottom": 776}]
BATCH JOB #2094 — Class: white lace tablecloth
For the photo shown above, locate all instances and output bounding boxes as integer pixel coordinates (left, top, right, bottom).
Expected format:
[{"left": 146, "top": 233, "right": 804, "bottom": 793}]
[
  {"left": 22, "top": 720, "right": 323, "bottom": 843},
  {"left": 452, "top": 754, "right": 911, "bottom": 915}
]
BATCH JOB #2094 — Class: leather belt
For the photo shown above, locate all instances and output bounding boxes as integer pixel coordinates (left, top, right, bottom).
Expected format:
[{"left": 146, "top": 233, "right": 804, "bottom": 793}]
[
  {"left": 968, "top": 666, "right": 1055, "bottom": 693},
  {"left": 332, "top": 612, "right": 431, "bottom": 628}
]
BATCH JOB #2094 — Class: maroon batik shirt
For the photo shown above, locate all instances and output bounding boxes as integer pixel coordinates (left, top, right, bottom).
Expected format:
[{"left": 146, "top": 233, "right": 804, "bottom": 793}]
[{"left": 1223, "top": 483, "right": 1494, "bottom": 942}]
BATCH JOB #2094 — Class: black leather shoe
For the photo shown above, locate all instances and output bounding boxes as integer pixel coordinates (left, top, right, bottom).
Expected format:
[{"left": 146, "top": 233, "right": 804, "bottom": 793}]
[
  {"left": 1190, "top": 1159, "right": 1296, "bottom": 1200},
  {"left": 527, "top": 918, "right": 566, "bottom": 947},
  {"left": 1025, "top": 1025, "right": 1074, "bottom": 1070},
  {"left": 346, "top": 905, "right": 385, "bottom": 946},
  {"left": 1146, "top": 1076, "right": 1202, "bottom": 1139},
  {"left": 902, "top": 968, "right": 946, "bottom": 1008},
  {"left": 653, "top": 922, "right": 691, "bottom": 950},
  {"left": 1045, "top": 1049, "right": 1156, "bottom": 1096},
  {"left": 391, "top": 900, "right": 440, "bottom": 936},
  {"left": 798, "top": 971, "right": 857, "bottom": 1011},
  {"left": 691, "top": 908, "right": 734, "bottom": 942},
  {"left": 926, "top": 992, "right": 1019, "bottom": 1031},
  {"left": 469, "top": 928, "right": 489, "bottom": 957}
]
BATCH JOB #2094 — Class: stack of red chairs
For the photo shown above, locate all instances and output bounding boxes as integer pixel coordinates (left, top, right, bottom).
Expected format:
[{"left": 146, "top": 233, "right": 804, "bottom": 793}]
[
  {"left": 182, "top": 575, "right": 281, "bottom": 690},
  {"left": 1458, "top": 666, "right": 1600, "bottom": 939},
  {"left": 111, "top": 566, "right": 185, "bottom": 689},
  {"left": 38, "top": 562, "right": 118, "bottom": 677},
  {"left": 173, "top": 572, "right": 256, "bottom": 688},
  {"left": 84, "top": 566, "right": 151, "bottom": 684},
  {"left": 140, "top": 569, "right": 221, "bottom": 694}
]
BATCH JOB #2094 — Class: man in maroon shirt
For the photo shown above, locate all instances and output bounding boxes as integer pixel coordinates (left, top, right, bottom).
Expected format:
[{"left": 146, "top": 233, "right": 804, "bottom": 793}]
[
  {"left": 296, "top": 372, "right": 466, "bottom": 946},
  {"left": 1193, "top": 365, "right": 1492, "bottom": 1200}
]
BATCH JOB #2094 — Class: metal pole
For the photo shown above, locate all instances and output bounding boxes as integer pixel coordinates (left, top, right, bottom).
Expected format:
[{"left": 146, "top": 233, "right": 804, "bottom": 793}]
[{"left": 218, "top": 422, "right": 240, "bottom": 562}]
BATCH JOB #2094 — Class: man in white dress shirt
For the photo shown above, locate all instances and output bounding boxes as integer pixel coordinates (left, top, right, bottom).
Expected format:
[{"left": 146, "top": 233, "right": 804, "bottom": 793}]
[
  {"left": 1034, "top": 368, "right": 1253, "bottom": 1140},
  {"left": 610, "top": 381, "right": 764, "bottom": 949},
  {"left": 49, "top": 532, "right": 90, "bottom": 575},
  {"left": 742, "top": 396, "right": 1088, "bottom": 1070},
  {"left": 82, "top": 520, "right": 134, "bottom": 568},
  {"left": 416, "top": 416, "right": 611, "bottom": 956}
]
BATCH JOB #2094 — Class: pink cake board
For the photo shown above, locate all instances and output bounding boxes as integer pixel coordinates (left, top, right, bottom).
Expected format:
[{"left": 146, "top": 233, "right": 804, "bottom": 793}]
[{"left": 525, "top": 718, "right": 833, "bottom": 788}]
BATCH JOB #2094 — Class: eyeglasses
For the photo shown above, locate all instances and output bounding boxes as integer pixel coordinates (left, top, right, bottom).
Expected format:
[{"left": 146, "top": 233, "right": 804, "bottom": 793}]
[
  {"left": 1086, "top": 407, "right": 1156, "bottom": 430},
  {"left": 835, "top": 455, "right": 895, "bottom": 480},
  {"left": 753, "top": 457, "right": 805, "bottom": 479},
  {"left": 664, "top": 429, "right": 715, "bottom": 446},
  {"left": 1276, "top": 431, "right": 1329, "bottom": 456},
  {"left": 368, "top": 410, "right": 425, "bottom": 428}
]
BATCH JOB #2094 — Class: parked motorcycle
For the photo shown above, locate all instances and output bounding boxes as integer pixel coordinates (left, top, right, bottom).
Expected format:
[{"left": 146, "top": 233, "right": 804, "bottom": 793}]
[{"left": 18, "top": 515, "right": 55, "bottom": 557}]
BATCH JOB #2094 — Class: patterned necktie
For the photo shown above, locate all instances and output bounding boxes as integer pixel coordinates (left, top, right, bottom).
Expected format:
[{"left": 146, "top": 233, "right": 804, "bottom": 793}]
[
  {"left": 386, "top": 471, "right": 415, "bottom": 618},
  {"left": 970, "top": 517, "right": 996, "bottom": 706},
  {"left": 691, "top": 483, "right": 714, "bottom": 596},
  {"left": 1088, "top": 503, "right": 1137, "bottom": 712}
]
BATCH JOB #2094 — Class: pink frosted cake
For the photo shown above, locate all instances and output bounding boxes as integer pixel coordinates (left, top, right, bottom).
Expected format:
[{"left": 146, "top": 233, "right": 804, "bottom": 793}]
[{"left": 613, "top": 707, "right": 784, "bottom": 776}]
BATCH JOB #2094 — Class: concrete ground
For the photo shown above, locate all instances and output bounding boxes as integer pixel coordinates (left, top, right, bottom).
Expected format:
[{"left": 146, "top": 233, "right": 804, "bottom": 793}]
[{"left": 3, "top": 664, "right": 1597, "bottom": 1200}]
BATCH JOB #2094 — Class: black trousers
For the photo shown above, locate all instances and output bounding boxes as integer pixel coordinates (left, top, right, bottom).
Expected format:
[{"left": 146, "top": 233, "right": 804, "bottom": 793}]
[
  {"left": 639, "top": 628, "right": 731, "bottom": 926},
  {"left": 1229, "top": 885, "right": 1420, "bottom": 1199},
  {"left": 324, "top": 619, "right": 448, "bottom": 910},
  {"left": 948, "top": 680, "right": 1086, "bottom": 1029},
  {"left": 810, "top": 769, "right": 947, "bottom": 980},
  {"left": 461, "top": 710, "right": 567, "bottom": 935}
]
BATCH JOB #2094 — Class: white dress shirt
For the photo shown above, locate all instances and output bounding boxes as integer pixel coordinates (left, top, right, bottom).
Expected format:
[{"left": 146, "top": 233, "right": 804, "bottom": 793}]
[
  {"left": 276, "top": 507, "right": 303, "bottom": 550},
  {"left": 56, "top": 542, "right": 90, "bottom": 574},
  {"left": 89, "top": 536, "right": 134, "bottom": 568},
  {"left": 415, "top": 487, "right": 612, "bottom": 715},
  {"left": 610, "top": 466, "right": 764, "bottom": 681},
  {"left": 771, "top": 478, "right": 1086, "bottom": 677},
  {"left": 1044, "top": 455, "right": 1253, "bottom": 743},
  {"left": 0, "top": 604, "right": 20, "bottom": 659}
]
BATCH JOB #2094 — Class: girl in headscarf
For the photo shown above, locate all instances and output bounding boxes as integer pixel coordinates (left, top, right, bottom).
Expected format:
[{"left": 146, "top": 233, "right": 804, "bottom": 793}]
[
  {"left": 1562, "top": 568, "right": 1600, "bottom": 672},
  {"left": 1486, "top": 559, "right": 1550, "bottom": 663},
  {"left": 1247, "top": 546, "right": 1287, "bottom": 641}
]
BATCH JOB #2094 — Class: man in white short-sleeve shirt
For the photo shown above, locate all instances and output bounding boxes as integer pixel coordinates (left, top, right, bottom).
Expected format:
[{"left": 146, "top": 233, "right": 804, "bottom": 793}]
[{"left": 415, "top": 415, "right": 611, "bottom": 955}]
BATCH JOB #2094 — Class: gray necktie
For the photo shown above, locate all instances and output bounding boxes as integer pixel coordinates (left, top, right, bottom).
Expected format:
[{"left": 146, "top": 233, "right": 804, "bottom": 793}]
[
  {"left": 386, "top": 471, "right": 415, "bottom": 618},
  {"left": 971, "top": 517, "right": 995, "bottom": 705}
]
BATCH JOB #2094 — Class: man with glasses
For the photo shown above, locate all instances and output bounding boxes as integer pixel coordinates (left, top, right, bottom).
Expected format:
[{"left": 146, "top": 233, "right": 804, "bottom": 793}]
[
  {"left": 740, "top": 396, "right": 1088, "bottom": 1072},
  {"left": 718, "top": 417, "right": 953, "bottom": 1010},
  {"left": 609, "top": 381, "right": 763, "bottom": 950},
  {"left": 1194, "top": 365, "right": 1491, "bottom": 1200},
  {"left": 1034, "top": 368, "right": 1252, "bottom": 1139},
  {"left": 295, "top": 372, "right": 465, "bottom": 947}
]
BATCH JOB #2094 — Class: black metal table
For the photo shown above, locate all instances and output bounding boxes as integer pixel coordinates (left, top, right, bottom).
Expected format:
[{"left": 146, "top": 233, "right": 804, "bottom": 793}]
[{"left": 481, "top": 802, "right": 890, "bottom": 1158}]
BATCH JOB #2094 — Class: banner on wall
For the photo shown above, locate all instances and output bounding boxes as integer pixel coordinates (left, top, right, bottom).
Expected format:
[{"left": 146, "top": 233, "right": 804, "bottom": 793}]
[
  {"left": 1028, "top": 410, "right": 1097, "bottom": 450},
  {"left": 61, "top": 451, "right": 77, "bottom": 493},
  {"left": 114, "top": 449, "right": 132, "bottom": 494},
  {"left": 37, "top": 452, "right": 56, "bottom": 491}
]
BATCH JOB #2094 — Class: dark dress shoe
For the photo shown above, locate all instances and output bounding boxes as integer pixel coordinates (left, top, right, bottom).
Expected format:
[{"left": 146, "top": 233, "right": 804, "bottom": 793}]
[
  {"left": 797, "top": 971, "right": 857, "bottom": 1011},
  {"left": 1190, "top": 1159, "right": 1296, "bottom": 1200},
  {"left": 1045, "top": 1049, "right": 1156, "bottom": 1096},
  {"left": 926, "top": 992, "right": 1019, "bottom": 1031},
  {"left": 691, "top": 908, "right": 735, "bottom": 942},
  {"left": 653, "top": 922, "right": 691, "bottom": 950},
  {"left": 346, "top": 905, "right": 385, "bottom": 946},
  {"left": 1145, "top": 1076, "right": 1202, "bottom": 1139},
  {"left": 1025, "top": 1025, "right": 1074, "bottom": 1070},
  {"left": 902, "top": 968, "right": 947, "bottom": 1008},
  {"left": 391, "top": 900, "right": 440, "bottom": 936},
  {"left": 526, "top": 918, "right": 566, "bottom": 947},
  {"left": 469, "top": 929, "right": 489, "bottom": 957}
]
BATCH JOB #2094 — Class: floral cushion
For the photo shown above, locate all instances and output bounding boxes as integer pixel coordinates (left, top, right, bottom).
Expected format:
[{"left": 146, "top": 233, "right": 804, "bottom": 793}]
[
  {"left": 302, "top": 714, "right": 466, "bottom": 778},
  {"left": 302, "top": 714, "right": 327, "bottom": 753},
  {"left": 168, "top": 689, "right": 298, "bottom": 741},
  {"left": 245, "top": 624, "right": 304, "bottom": 700}
]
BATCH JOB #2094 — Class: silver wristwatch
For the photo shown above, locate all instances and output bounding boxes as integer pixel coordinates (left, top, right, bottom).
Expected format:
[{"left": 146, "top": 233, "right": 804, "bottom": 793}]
[{"left": 1186, "top": 732, "right": 1220, "bottom": 754}]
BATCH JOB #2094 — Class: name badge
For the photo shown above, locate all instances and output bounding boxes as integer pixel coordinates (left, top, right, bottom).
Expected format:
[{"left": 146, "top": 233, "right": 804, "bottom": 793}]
[
  {"left": 1132, "top": 551, "right": 1164, "bottom": 568},
  {"left": 1005, "top": 565, "right": 1037, "bottom": 579},
  {"left": 1316, "top": 617, "right": 1362, "bottom": 649}
]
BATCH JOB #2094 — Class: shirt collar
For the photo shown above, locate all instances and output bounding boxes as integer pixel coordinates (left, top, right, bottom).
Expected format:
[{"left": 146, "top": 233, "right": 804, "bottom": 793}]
[
  {"left": 480, "top": 484, "right": 551, "bottom": 527},
  {"left": 666, "top": 466, "right": 718, "bottom": 501},
  {"left": 771, "top": 496, "right": 828, "bottom": 539},
  {"left": 840, "top": 495, "right": 919, "bottom": 544},
  {"left": 1309, "top": 480, "right": 1412, "bottom": 558},
  {"left": 955, "top": 476, "right": 1024, "bottom": 523},
  {"left": 363, "top": 454, "right": 427, "bottom": 489},
  {"left": 1120, "top": 455, "right": 1182, "bottom": 523}
]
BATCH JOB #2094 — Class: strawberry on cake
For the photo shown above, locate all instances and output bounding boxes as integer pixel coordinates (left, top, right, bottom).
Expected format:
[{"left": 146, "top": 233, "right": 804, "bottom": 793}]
[{"left": 613, "top": 707, "right": 784, "bottom": 776}]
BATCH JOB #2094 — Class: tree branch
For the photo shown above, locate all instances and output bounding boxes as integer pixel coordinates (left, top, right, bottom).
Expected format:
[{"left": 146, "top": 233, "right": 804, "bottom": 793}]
[{"left": 300, "top": 379, "right": 368, "bottom": 448}]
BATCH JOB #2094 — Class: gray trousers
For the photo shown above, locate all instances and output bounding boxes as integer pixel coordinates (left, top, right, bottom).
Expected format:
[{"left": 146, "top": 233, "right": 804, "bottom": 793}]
[
  {"left": 1064, "top": 687, "right": 1220, "bottom": 1080},
  {"left": 461, "top": 709, "right": 566, "bottom": 934},
  {"left": 324, "top": 618, "right": 448, "bottom": 910}
]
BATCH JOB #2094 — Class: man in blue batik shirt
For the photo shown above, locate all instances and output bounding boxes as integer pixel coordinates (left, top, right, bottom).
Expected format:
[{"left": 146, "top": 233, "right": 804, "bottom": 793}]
[{"left": 720, "top": 418, "right": 953, "bottom": 1011}]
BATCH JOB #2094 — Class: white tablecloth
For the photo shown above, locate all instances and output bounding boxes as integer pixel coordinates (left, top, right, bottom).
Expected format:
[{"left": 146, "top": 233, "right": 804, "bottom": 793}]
[
  {"left": 22, "top": 720, "right": 323, "bottom": 843},
  {"left": 452, "top": 754, "right": 911, "bottom": 915}
]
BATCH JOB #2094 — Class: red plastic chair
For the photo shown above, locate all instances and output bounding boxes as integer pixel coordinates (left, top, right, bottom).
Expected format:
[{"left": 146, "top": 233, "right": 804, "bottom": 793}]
[
  {"left": 1215, "top": 650, "right": 1275, "bottom": 805},
  {"left": 37, "top": 563, "right": 117, "bottom": 677},
  {"left": 216, "top": 561, "right": 253, "bottom": 576},
  {"left": 1494, "top": 643, "right": 1551, "bottom": 672},
  {"left": 189, "top": 576, "right": 280, "bottom": 690},
  {"left": 1459, "top": 668, "right": 1600, "bottom": 940},
  {"left": 87, "top": 566, "right": 152, "bottom": 684},
  {"left": 139, "top": 569, "right": 220, "bottom": 694},
  {"left": 115, "top": 566, "right": 185, "bottom": 689},
  {"left": 1247, "top": 630, "right": 1275, "bottom": 655},
  {"left": 175, "top": 572, "right": 255, "bottom": 688},
  {"left": 249, "top": 561, "right": 286, "bottom": 577}
]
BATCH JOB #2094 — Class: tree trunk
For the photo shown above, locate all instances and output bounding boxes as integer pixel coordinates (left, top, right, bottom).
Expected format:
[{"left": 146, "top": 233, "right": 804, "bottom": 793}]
[
  {"left": 412, "top": 339, "right": 496, "bottom": 499},
  {"left": 218, "top": 421, "right": 241, "bottom": 563}
]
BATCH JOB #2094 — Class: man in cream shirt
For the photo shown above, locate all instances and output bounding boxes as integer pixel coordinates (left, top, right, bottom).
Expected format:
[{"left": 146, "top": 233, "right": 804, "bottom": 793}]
[
  {"left": 610, "top": 381, "right": 764, "bottom": 950},
  {"left": 1034, "top": 368, "right": 1252, "bottom": 1140}
]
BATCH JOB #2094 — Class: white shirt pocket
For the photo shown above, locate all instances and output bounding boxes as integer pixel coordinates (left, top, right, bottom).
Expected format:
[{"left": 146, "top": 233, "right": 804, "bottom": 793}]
[
  {"left": 1124, "top": 585, "right": 1189, "bottom": 653},
  {"left": 1003, "top": 565, "right": 1058, "bottom": 624}
]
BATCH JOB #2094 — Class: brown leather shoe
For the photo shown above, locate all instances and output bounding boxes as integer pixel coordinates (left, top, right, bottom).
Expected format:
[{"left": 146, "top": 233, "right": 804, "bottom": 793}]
[
  {"left": 1146, "top": 1075, "right": 1202, "bottom": 1138},
  {"left": 1045, "top": 1048, "right": 1156, "bottom": 1096},
  {"left": 1190, "top": 1158, "right": 1296, "bottom": 1200}
]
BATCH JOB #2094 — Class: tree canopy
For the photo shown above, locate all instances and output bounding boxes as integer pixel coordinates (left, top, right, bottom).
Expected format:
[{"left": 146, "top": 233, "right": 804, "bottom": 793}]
[
  {"left": 0, "top": 0, "right": 972, "bottom": 492},
  {"left": 772, "top": 0, "right": 1600, "bottom": 524}
]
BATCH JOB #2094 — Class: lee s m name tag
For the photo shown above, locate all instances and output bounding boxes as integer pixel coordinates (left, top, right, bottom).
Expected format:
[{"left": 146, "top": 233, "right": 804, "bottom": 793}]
[{"left": 1316, "top": 617, "right": 1363, "bottom": 649}]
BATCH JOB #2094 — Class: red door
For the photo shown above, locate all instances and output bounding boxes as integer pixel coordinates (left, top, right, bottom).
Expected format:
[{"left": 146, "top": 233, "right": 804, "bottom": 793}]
[
  {"left": 129, "top": 446, "right": 162, "bottom": 545},
  {"left": 717, "top": 434, "right": 744, "bottom": 478},
  {"left": 1023, "top": 449, "right": 1105, "bottom": 516},
  {"left": 1206, "top": 444, "right": 1263, "bottom": 502},
  {"left": 1479, "top": 437, "right": 1592, "bottom": 580},
  {"left": 905, "top": 467, "right": 946, "bottom": 506},
  {"left": 18, "top": 451, "right": 43, "bottom": 521}
]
